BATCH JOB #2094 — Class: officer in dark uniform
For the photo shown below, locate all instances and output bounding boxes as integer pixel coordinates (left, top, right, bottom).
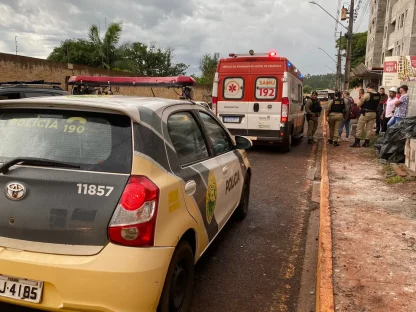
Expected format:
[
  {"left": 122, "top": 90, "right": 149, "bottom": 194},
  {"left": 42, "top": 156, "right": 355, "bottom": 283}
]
[
  {"left": 305, "top": 91, "right": 322, "bottom": 144},
  {"left": 351, "top": 83, "right": 381, "bottom": 147},
  {"left": 326, "top": 91, "right": 349, "bottom": 146}
]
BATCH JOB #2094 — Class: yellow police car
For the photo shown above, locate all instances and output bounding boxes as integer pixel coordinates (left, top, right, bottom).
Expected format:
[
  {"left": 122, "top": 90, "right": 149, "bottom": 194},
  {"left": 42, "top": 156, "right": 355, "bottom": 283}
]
[{"left": 0, "top": 76, "right": 252, "bottom": 312}]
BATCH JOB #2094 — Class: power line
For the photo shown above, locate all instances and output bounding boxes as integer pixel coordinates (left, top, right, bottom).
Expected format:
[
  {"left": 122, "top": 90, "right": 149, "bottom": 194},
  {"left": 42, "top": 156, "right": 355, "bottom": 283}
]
[
  {"left": 335, "top": 0, "right": 342, "bottom": 38},
  {"left": 354, "top": 0, "right": 370, "bottom": 32}
]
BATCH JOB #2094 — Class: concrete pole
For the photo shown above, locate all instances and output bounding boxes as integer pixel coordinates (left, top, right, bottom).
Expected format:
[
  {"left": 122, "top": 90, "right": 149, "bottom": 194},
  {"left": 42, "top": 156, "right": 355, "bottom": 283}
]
[
  {"left": 337, "top": 32, "right": 342, "bottom": 91},
  {"left": 344, "top": 0, "right": 354, "bottom": 90}
]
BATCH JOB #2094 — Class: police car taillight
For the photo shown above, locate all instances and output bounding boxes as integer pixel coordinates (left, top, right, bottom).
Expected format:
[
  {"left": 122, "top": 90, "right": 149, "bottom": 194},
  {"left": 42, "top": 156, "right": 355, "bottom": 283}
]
[
  {"left": 212, "top": 96, "right": 218, "bottom": 115},
  {"left": 108, "top": 176, "right": 159, "bottom": 247},
  {"left": 281, "top": 97, "right": 289, "bottom": 123}
]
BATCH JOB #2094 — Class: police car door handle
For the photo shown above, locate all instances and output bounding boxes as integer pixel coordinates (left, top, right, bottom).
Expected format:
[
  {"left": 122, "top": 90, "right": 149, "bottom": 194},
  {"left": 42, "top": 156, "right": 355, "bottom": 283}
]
[
  {"left": 222, "top": 166, "right": 228, "bottom": 175},
  {"left": 185, "top": 180, "right": 196, "bottom": 196}
]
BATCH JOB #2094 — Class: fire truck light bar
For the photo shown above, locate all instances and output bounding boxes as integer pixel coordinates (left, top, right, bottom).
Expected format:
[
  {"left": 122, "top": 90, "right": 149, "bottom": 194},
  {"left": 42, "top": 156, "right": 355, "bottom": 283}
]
[{"left": 68, "top": 76, "right": 196, "bottom": 88}]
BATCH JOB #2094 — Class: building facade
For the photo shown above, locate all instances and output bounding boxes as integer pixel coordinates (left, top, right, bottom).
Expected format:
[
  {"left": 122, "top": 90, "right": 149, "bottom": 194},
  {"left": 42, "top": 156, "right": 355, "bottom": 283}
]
[{"left": 365, "top": 0, "right": 416, "bottom": 69}]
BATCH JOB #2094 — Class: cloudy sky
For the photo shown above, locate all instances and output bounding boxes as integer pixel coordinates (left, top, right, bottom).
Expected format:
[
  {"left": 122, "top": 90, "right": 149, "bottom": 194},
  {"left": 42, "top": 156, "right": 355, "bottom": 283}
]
[{"left": 0, "top": 0, "right": 369, "bottom": 76}]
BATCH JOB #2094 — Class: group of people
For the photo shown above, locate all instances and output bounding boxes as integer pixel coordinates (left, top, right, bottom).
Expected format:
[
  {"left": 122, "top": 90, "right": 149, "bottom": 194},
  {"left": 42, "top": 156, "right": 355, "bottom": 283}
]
[{"left": 304, "top": 83, "right": 409, "bottom": 147}]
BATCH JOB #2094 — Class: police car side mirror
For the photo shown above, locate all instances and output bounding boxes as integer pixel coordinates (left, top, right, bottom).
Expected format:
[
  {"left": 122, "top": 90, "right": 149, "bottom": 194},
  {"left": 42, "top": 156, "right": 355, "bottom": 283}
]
[{"left": 234, "top": 136, "right": 253, "bottom": 150}]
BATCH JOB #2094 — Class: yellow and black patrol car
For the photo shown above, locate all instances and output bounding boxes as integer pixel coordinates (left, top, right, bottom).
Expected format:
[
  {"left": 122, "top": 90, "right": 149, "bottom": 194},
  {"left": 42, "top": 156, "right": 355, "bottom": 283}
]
[{"left": 0, "top": 91, "right": 252, "bottom": 311}]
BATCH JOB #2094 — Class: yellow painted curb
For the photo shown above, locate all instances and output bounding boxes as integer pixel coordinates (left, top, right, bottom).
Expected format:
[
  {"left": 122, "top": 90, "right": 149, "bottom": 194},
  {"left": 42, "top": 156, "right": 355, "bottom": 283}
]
[{"left": 315, "top": 110, "right": 335, "bottom": 312}]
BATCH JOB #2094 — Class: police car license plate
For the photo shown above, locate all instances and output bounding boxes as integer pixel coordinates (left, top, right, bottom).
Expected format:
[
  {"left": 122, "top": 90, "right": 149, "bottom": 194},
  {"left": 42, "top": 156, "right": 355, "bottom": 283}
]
[
  {"left": 223, "top": 117, "right": 239, "bottom": 123},
  {"left": 0, "top": 274, "right": 43, "bottom": 303}
]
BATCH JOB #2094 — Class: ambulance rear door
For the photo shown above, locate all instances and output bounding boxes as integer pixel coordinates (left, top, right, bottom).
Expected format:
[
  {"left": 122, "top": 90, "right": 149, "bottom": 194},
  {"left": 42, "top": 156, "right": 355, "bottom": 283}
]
[
  {"left": 246, "top": 60, "right": 284, "bottom": 139},
  {"left": 217, "top": 62, "right": 250, "bottom": 136}
]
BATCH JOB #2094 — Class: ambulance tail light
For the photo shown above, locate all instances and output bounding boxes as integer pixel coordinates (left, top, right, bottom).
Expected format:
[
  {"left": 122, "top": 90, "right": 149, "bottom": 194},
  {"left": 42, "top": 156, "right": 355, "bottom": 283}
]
[
  {"left": 108, "top": 176, "right": 159, "bottom": 247},
  {"left": 212, "top": 96, "right": 218, "bottom": 115},
  {"left": 281, "top": 97, "right": 289, "bottom": 123}
]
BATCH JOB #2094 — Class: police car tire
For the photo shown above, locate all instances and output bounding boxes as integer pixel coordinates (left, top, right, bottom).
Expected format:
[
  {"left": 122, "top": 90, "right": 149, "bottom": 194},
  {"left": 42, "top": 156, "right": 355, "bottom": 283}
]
[
  {"left": 235, "top": 174, "right": 251, "bottom": 220},
  {"left": 158, "top": 241, "right": 194, "bottom": 312}
]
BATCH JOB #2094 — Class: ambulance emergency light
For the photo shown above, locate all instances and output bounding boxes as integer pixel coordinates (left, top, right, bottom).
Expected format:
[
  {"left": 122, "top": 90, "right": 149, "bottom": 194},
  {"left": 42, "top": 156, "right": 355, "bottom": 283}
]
[{"left": 228, "top": 50, "right": 278, "bottom": 57}]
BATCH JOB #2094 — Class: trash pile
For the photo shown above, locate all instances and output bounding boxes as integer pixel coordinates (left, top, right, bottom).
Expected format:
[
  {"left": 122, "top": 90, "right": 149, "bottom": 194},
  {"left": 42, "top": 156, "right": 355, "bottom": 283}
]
[{"left": 375, "top": 116, "right": 416, "bottom": 163}]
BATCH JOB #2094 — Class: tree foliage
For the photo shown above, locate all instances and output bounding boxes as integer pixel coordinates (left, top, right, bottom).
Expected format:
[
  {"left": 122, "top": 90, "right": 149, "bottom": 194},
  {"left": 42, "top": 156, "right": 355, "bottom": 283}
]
[
  {"left": 303, "top": 73, "right": 337, "bottom": 90},
  {"left": 303, "top": 85, "right": 312, "bottom": 94},
  {"left": 194, "top": 53, "right": 220, "bottom": 84},
  {"left": 336, "top": 31, "right": 368, "bottom": 69},
  {"left": 48, "top": 22, "right": 188, "bottom": 75},
  {"left": 116, "top": 42, "right": 188, "bottom": 76}
]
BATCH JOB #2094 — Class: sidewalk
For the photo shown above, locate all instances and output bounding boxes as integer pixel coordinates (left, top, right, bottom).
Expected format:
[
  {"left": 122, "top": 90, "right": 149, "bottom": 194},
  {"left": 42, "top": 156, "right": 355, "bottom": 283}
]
[{"left": 328, "top": 139, "right": 416, "bottom": 311}]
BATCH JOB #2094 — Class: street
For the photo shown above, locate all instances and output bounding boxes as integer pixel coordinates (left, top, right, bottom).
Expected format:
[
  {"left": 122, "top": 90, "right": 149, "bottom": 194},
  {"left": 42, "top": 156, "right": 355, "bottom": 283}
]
[{"left": 1, "top": 139, "right": 319, "bottom": 312}]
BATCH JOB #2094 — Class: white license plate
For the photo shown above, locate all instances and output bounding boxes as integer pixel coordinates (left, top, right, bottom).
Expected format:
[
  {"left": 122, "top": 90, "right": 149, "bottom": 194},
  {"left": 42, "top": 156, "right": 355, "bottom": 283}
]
[
  {"left": 223, "top": 117, "right": 240, "bottom": 123},
  {"left": 0, "top": 274, "right": 43, "bottom": 303}
]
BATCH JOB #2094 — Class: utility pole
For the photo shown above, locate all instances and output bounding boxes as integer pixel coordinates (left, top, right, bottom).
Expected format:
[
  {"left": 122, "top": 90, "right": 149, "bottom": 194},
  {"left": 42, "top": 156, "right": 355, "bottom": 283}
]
[
  {"left": 344, "top": 0, "right": 355, "bottom": 90},
  {"left": 336, "top": 32, "right": 342, "bottom": 91}
]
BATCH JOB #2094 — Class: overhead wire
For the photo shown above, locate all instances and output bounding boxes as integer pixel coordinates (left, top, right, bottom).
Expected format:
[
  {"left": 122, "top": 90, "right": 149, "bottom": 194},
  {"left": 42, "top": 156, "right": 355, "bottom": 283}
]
[{"left": 354, "top": 0, "right": 370, "bottom": 32}]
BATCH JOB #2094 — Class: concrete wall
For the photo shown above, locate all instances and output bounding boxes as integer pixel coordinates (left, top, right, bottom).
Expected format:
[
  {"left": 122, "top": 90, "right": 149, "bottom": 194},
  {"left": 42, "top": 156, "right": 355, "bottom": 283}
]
[
  {"left": 0, "top": 53, "right": 212, "bottom": 102},
  {"left": 405, "top": 138, "right": 416, "bottom": 171},
  {"left": 403, "top": 80, "right": 416, "bottom": 117},
  {"left": 382, "top": 0, "right": 416, "bottom": 58},
  {"left": 366, "top": 0, "right": 387, "bottom": 68}
]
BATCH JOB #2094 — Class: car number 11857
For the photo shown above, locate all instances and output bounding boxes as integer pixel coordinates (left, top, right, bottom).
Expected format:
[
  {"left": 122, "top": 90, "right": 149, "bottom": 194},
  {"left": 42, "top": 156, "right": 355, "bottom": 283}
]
[{"left": 0, "top": 275, "right": 43, "bottom": 303}]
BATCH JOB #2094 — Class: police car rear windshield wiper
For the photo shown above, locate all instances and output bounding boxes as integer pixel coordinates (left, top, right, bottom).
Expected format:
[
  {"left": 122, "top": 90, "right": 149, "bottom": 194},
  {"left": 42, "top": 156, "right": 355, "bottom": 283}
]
[{"left": 0, "top": 157, "right": 80, "bottom": 174}]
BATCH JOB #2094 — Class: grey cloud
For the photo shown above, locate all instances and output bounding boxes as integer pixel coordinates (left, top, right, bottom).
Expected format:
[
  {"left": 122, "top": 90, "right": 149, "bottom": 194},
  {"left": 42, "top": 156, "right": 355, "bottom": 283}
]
[{"left": 0, "top": 0, "right": 368, "bottom": 76}]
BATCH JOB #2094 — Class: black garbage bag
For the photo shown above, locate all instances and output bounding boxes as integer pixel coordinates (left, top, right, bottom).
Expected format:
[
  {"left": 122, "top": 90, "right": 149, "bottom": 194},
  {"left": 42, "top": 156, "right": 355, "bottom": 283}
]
[
  {"left": 402, "top": 116, "right": 416, "bottom": 138},
  {"left": 375, "top": 116, "right": 416, "bottom": 163}
]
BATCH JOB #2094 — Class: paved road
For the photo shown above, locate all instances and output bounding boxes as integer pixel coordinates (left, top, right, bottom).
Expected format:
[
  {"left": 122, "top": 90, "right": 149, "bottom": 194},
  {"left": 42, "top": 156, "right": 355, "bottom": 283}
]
[{"left": 1, "top": 139, "right": 318, "bottom": 312}]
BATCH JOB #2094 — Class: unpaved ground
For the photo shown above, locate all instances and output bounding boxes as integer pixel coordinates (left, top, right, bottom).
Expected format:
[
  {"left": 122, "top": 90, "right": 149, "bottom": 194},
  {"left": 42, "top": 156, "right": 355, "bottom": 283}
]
[{"left": 328, "top": 140, "right": 416, "bottom": 312}]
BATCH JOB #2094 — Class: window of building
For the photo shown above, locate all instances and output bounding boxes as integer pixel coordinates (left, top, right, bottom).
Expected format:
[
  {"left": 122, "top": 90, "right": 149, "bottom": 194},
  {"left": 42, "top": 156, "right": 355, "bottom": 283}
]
[
  {"left": 382, "top": 53, "right": 385, "bottom": 64},
  {"left": 406, "top": 9, "right": 408, "bottom": 18},
  {"left": 398, "top": 45, "right": 401, "bottom": 56},
  {"left": 401, "top": 13, "right": 405, "bottom": 27},
  {"left": 384, "top": 26, "right": 388, "bottom": 38}
]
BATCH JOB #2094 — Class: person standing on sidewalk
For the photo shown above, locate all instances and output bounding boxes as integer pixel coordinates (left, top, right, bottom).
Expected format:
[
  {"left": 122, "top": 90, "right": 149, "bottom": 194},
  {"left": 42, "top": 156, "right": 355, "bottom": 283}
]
[
  {"left": 339, "top": 91, "right": 355, "bottom": 141},
  {"left": 381, "top": 87, "right": 397, "bottom": 132},
  {"left": 327, "top": 91, "right": 348, "bottom": 147},
  {"left": 387, "top": 85, "right": 409, "bottom": 128},
  {"left": 351, "top": 83, "right": 380, "bottom": 148},
  {"left": 305, "top": 91, "right": 322, "bottom": 144},
  {"left": 376, "top": 87, "right": 388, "bottom": 135}
]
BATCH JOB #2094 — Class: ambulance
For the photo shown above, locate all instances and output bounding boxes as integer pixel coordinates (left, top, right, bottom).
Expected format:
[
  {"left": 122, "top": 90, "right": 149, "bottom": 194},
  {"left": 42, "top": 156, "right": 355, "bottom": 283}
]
[{"left": 211, "top": 50, "right": 305, "bottom": 152}]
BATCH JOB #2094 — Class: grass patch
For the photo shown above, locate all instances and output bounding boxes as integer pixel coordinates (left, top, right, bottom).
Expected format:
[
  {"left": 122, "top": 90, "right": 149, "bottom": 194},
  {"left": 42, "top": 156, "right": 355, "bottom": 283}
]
[
  {"left": 386, "top": 175, "right": 407, "bottom": 184},
  {"left": 382, "top": 164, "right": 394, "bottom": 175}
]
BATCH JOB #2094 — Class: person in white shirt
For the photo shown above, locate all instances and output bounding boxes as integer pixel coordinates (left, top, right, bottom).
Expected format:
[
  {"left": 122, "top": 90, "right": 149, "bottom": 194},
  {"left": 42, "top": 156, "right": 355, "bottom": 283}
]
[{"left": 381, "top": 87, "right": 397, "bottom": 132}]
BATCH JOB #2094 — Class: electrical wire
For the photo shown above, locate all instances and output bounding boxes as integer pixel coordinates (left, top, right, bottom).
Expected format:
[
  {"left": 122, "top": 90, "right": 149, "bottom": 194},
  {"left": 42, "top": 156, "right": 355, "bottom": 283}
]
[
  {"left": 335, "top": 0, "right": 342, "bottom": 38},
  {"left": 354, "top": 0, "right": 370, "bottom": 32}
]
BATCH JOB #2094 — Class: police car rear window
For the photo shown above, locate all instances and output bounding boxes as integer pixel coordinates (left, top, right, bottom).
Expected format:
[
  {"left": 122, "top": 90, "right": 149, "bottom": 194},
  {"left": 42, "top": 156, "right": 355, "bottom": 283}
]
[{"left": 0, "top": 109, "right": 132, "bottom": 174}]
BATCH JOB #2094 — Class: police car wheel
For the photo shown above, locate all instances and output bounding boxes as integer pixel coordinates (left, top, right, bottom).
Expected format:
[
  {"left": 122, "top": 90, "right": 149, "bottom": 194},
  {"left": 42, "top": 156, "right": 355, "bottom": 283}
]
[
  {"left": 235, "top": 174, "right": 251, "bottom": 220},
  {"left": 158, "top": 241, "right": 194, "bottom": 312}
]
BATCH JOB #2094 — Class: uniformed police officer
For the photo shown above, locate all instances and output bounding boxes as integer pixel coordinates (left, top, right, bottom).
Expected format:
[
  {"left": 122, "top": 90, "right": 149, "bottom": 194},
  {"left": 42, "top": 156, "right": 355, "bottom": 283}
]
[
  {"left": 305, "top": 91, "right": 322, "bottom": 144},
  {"left": 351, "top": 83, "right": 381, "bottom": 147},
  {"left": 326, "top": 91, "right": 349, "bottom": 146}
]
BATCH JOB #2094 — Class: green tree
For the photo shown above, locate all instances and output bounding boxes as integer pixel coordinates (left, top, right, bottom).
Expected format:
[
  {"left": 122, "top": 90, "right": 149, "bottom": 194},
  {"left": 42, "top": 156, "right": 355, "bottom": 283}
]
[
  {"left": 336, "top": 31, "right": 367, "bottom": 87},
  {"left": 336, "top": 31, "right": 367, "bottom": 69},
  {"left": 116, "top": 42, "right": 188, "bottom": 76},
  {"left": 48, "top": 23, "right": 189, "bottom": 75},
  {"left": 303, "top": 73, "right": 337, "bottom": 90},
  {"left": 88, "top": 22, "right": 123, "bottom": 69},
  {"left": 194, "top": 53, "right": 220, "bottom": 84},
  {"left": 48, "top": 39, "right": 101, "bottom": 67},
  {"left": 303, "top": 85, "right": 312, "bottom": 94}
]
